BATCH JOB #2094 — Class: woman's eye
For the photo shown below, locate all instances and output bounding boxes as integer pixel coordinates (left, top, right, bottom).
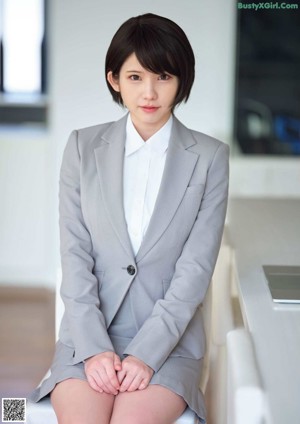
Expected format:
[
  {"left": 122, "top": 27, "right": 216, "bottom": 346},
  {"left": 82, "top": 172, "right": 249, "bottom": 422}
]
[
  {"left": 158, "top": 74, "right": 171, "bottom": 81},
  {"left": 129, "top": 75, "right": 141, "bottom": 81}
]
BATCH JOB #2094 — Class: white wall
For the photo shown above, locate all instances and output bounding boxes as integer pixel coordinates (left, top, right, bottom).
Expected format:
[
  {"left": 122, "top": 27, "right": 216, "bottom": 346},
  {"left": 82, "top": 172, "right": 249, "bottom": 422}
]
[
  {"left": 229, "top": 157, "right": 300, "bottom": 198},
  {"left": 0, "top": 128, "right": 57, "bottom": 286},
  {"left": 0, "top": 0, "right": 299, "bottom": 288}
]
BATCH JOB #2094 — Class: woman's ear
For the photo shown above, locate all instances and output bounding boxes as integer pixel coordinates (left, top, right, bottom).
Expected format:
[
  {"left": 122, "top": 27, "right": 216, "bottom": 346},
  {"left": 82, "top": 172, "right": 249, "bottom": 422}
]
[{"left": 107, "top": 71, "right": 120, "bottom": 92}]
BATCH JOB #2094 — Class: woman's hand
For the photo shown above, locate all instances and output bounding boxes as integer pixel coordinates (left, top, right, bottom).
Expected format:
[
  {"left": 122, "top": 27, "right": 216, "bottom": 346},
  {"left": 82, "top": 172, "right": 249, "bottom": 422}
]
[
  {"left": 117, "top": 355, "right": 154, "bottom": 392},
  {"left": 84, "top": 351, "right": 122, "bottom": 395}
]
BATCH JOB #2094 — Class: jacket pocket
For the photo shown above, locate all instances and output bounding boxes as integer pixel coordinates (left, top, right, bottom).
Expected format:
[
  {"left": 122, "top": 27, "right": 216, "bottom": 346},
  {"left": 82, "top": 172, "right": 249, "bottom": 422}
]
[{"left": 185, "top": 183, "right": 205, "bottom": 195}]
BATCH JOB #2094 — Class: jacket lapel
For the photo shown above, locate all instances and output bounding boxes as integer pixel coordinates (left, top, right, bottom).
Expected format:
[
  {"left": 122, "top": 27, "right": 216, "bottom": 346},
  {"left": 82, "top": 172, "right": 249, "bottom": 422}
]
[
  {"left": 136, "top": 117, "right": 200, "bottom": 262},
  {"left": 94, "top": 115, "right": 200, "bottom": 262},
  {"left": 94, "top": 115, "right": 134, "bottom": 258}
]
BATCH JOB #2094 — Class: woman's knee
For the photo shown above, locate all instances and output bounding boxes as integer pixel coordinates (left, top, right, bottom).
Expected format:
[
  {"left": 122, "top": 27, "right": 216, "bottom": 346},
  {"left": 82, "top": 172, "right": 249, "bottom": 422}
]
[
  {"left": 110, "top": 386, "right": 186, "bottom": 424},
  {"left": 50, "top": 379, "right": 114, "bottom": 424},
  {"left": 111, "top": 411, "right": 156, "bottom": 424}
]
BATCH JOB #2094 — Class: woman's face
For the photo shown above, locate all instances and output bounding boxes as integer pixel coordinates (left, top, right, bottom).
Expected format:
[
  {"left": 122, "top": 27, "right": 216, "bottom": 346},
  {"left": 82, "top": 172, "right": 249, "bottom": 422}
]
[{"left": 107, "top": 53, "right": 179, "bottom": 140}]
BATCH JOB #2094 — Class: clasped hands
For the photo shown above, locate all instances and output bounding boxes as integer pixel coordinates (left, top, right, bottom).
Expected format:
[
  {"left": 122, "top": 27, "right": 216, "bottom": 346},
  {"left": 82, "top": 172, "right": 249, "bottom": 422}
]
[{"left": 84, "top": 351, "right": 154, "bottom": 395}]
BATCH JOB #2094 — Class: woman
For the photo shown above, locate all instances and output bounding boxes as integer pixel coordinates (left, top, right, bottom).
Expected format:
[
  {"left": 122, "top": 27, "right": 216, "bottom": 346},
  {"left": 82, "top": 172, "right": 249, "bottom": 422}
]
[{"left": 29, "top": 13, "right": 229, "bottom": 424}]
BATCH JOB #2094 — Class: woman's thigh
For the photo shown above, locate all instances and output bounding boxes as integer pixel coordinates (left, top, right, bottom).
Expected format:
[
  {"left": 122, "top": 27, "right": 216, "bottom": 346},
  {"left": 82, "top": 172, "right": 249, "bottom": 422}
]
[
  {"left": 110, "top": 384, "right": 187, "bottom": 424},
  {"left": 50, "top": 378, "right": 115, "bottom": 424}
]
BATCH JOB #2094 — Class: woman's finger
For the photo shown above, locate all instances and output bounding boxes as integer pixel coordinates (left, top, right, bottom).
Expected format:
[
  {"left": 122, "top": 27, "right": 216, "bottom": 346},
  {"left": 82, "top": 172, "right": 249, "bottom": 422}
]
[
  {"left": 98, "top": 367, "right": 119, "bottom": 395},
  {"left": 138, "top": 378, "right": 150, "bottom": 390},
  {"left": 114, "top": 353, "right": 122, "bottom": 372},
  {"left": 126, "top": 374, "right": 143, "bottom": 392},
  {"left": 119, "top": 372, "right": 135, "bottom": 392},
  {"left": 86, "top": 372, "right": 103, "bottom": 393},
  {"left": 117, "top": 369, "right": 126, "bottom": 385}
]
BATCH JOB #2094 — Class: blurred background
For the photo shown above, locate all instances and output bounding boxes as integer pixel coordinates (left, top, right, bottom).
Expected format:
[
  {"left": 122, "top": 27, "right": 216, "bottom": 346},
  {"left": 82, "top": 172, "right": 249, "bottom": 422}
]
[{"left": 0, "top": 0, "right": 299, "bottom": 410}]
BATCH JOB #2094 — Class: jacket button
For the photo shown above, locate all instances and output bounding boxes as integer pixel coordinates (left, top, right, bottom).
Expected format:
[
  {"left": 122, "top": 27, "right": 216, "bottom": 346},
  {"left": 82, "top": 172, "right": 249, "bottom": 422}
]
[{"left": 127, "top": 265, "right": 136, "bottom": 275}]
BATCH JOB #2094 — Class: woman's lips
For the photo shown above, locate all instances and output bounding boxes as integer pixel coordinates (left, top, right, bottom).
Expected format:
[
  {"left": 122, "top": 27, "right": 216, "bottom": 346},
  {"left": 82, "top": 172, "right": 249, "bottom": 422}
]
[{"left": 140, "top": 106, "right": 159, "bottom": 113}]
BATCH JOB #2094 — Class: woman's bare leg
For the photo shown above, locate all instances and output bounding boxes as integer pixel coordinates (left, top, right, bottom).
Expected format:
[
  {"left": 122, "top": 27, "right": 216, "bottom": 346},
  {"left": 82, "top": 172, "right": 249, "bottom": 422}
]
[
  {"left": 110, "top": 385, "right": 187, "bottom": 424},
  {"left": 50, "top": 378, "right": 115, "bottom": 424}
]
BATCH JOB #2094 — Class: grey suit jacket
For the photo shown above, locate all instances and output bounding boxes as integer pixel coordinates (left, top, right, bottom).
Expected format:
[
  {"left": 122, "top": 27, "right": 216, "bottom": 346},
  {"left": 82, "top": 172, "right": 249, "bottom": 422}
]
[{"left": 58, "top": 114, "right": 229, "bottom": 372}]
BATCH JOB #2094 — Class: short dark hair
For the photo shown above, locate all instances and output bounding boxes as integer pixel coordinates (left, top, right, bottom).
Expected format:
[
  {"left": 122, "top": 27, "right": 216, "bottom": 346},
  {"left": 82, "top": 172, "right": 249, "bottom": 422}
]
[{"left": 105, "top": 13, "right": 195, "bottom": 107}]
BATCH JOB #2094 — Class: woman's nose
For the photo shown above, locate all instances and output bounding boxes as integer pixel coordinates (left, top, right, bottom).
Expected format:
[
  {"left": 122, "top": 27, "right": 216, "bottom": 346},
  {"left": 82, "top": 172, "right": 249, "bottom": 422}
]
[{"left": 143, "top": 81, "right": 157, "bottom": 100}]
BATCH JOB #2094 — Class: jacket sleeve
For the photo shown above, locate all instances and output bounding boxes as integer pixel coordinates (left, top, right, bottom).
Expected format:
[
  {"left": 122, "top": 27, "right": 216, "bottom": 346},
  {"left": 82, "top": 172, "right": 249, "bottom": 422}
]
[
  {"left": 124, "top": 142, "right": 230, "bottom": 371},
  {"left": 59, "top": 130, "right": 114, "bottom": 364}
]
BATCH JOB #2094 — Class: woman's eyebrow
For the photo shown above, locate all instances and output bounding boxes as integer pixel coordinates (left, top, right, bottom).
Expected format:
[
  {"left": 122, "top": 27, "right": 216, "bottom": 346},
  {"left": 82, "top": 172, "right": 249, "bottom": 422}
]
[{"left": 125, "top": 70, "right": 143, "bottom": 73}]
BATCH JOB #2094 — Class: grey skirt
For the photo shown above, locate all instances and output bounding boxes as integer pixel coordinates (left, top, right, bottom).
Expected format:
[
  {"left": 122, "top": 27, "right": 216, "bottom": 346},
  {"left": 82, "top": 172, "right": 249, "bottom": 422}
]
[{"left": 28, "top": 334, "right": 206, "bottom": 423}]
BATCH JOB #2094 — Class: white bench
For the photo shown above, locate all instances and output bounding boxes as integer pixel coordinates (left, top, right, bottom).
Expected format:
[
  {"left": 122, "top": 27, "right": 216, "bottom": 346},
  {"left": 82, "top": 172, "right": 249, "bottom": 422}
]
[{"left": 26, "top": 398, "right": 200, "bottom": 423}]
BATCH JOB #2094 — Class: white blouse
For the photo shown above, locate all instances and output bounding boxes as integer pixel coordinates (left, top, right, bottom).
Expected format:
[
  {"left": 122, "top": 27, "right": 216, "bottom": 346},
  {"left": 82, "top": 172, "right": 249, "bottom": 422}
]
[{"left": 123, "top": 114, "right": 173, "bottom": 255}]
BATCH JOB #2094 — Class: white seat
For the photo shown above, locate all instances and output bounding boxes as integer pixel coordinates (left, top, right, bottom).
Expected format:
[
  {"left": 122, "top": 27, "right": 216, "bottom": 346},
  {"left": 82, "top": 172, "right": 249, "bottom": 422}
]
[
  {"left": 226, "top": 328, "right": 267, "bottom": 424},
  {"left": 26, "top": 398, "right": 200, "bottom": 423},
  {"left": 27, "top": 398, "right": 56, "bottom": 424},
  {"left": 27, "top": 268, "right": 200, "bottom": 423}
]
